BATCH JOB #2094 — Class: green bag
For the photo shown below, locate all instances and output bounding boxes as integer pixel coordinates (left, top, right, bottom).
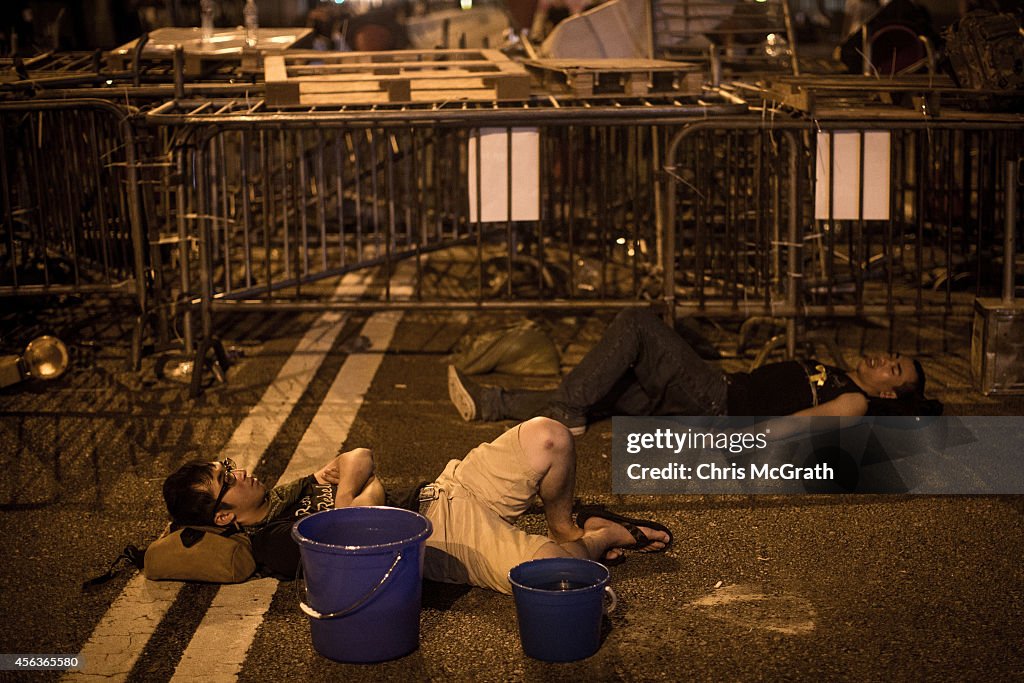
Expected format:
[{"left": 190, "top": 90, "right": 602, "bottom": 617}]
[
  {"left": 451, "top": 320, "right": 560, "bottom": 376},
  {"left": 142, "top": 524, "right": 256, "bottom": 583}
]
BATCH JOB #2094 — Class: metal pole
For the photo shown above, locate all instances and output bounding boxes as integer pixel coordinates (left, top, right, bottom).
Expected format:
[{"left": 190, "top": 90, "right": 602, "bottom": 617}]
[
  {"left": 173, "top": 46, "right": 185, "bottom": 100},
  {"left": 780, "top": 0, "right": 801, "bottom": 77},
  {"left": 662, "top": 132, "right": 676, "bottom": 324},
  {"left": 1005, "top": 160, "right": 1018, "bottom": 305},
  {"left": 785, "top": 130, "right": 799, "bottom": 359},
  {"left": 204, "top": 300, "right": 976, "bottom": 317},
  {"left": 197, "top": 144, "right": 214, "bottom": 343},
  {"left": 176, "top": 147, "right": 194, "bottom": 355},
  {"left": 120, "top": 108, "right": 148, "bottom": 333}
]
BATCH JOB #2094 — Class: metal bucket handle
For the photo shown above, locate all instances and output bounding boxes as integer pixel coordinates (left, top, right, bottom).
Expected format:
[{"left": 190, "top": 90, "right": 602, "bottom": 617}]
[
  {"left": 297, "top": 552, "right": 402, "bottom": 620},
  {"left": 603, "top": 585, "right": 618, "bottom": 615}
]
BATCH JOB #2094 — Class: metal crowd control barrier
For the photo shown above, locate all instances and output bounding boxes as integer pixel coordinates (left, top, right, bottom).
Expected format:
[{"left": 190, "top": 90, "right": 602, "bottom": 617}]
[
  {"left": 143, "top": 99, "right": 749, "bottom": 392},
  {"left": 663, "top": 117, "right": 1023, "bottom": 358},
  {"left": 5, "top": 84, "right": 1019, "bottom": 391},
  {"left": 0, "top": 98, "right": 151, "bottom": 367}
]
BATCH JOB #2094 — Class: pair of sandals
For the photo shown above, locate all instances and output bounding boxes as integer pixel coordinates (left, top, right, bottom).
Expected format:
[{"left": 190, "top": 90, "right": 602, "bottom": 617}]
[{"left": 575, "top": 505, "right": 674, "bottom": 567}]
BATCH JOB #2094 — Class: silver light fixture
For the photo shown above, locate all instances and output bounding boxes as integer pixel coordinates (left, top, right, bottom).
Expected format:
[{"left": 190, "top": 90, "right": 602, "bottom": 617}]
[{"left": 0, "top": 335, "right": 70, "bottom": 388}]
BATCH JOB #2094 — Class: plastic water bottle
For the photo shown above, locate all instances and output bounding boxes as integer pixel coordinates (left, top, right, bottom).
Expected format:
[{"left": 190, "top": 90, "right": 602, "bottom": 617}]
[
  {"left": 200, "top": 0, "right": 215, "bottom": 43},
  {"left": 244, "top": 0, "right": 259, "bottom": 48}
]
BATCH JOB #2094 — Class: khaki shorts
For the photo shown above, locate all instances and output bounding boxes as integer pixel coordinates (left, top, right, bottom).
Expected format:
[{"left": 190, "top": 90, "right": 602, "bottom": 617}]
[{"left": 422, "top": 424, "right": 554, "bottom": 594}]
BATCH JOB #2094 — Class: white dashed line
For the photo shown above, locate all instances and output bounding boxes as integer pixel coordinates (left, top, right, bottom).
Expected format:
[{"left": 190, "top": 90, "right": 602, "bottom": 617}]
[
  {"left": 171, "top": 261, "right": 414, "bottom": 682},
  {"left": 67, "top": 271, "right": 374, "bottom": 682}
]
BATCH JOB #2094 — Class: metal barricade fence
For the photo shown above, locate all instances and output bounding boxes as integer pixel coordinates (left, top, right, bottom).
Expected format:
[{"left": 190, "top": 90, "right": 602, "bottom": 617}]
[
  {"left": 663, "top": 118, "right": 1023, "bottom": 357},
  {"left": 160, "top": 121, "right": 668, "bottom": 308},
  {"left": 0, "top": 99, "right": 150, "bottom": 364},
  {"left": 5, "top": 92, "right": 1018, "bottom": 383},
  {"left": 147, "top": 103, "right": 1021, "bottom": 377},
  {"left": 141, "top": 102, "right": 748, "bottom": 365}
]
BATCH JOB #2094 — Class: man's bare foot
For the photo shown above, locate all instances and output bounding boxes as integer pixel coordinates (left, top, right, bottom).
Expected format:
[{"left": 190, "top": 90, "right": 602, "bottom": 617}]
[
  {"left": 581, "top": 514, "right": 671, "bottom": 554},
  {"left": 572, "top": 506, "right": 673, "bottom": 565},
  {"left": 603, "top": 547, "right": 625, "bottom": 562}
]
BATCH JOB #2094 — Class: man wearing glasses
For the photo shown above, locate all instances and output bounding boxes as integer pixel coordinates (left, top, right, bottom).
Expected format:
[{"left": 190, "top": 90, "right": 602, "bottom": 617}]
[{"left": 161, "top": 417, "right": 672, "bottom": 593}]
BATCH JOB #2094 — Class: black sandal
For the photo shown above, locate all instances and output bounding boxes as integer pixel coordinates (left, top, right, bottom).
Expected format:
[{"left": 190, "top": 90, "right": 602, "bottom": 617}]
[{"left": 576, "top": 506, "right": 674, "bottom": 555}]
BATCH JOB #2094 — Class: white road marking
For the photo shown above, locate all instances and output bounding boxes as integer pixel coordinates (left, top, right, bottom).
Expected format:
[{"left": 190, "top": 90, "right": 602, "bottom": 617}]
[
  {"left": 689, "top": 584, "right": 817, "bottom": 635},
  {"left": 222, "top": 270, "right": 378, "bottom": 473},
  {"left": 171, "top": 579, "right": 280, "bottom": 680},
  {"left": 170, "top": 261, "right": 415, "bottom": 682},
  {"left": 66, "top": 271, "right": 374, "bottom": 682},
  {"left": 279, "top": 310, "right": 404, "bottom": 483},
  {"left": 66, "top": 575, "right": 181, "bottom": 683}
]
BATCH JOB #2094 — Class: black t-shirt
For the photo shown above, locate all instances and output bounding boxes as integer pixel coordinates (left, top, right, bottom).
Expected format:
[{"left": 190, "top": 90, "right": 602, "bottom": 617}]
[
  {"left": 247, "top": 476, "right": 424, "bottom": 580},
  {"left": 726, "top": 360, "right": 866, "bottom": 416}
]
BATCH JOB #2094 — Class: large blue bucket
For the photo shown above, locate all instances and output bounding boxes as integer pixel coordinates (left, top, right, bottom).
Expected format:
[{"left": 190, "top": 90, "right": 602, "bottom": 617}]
[
  {"left": 508, "top": 558, "right": 617, "bottom": 662},
  {"left": 292, "top": 506, "right": 432, "bottom": 663}
]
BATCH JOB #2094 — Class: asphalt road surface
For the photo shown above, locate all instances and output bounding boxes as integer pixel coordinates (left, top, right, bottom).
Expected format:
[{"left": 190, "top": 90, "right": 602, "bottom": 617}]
[{"left": 1, "top": 290, "right": 1022, "bottom": 682}]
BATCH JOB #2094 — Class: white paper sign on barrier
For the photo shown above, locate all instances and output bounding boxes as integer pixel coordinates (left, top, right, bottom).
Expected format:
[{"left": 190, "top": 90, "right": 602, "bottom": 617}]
[
  {"left": 815, "top": 131, "right": 891, "bottom": 221},
  {"left": 467, "top": 128, "right": 540, "bottom": 223}
]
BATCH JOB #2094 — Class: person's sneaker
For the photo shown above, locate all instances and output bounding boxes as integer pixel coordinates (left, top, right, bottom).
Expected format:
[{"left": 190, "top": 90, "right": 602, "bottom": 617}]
[
  {"left": 448, "top": 365, "right": 481, "bottom": 421},
  {"left": 565, "top": 421, "right": 587, "bottom": 437},
  {"left": 563, "top": 418, "right": 587, "bottom": 438}
]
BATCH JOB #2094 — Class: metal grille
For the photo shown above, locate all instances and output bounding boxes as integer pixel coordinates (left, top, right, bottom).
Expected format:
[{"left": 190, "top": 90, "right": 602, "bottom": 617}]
[
  {"left": 0, "top": 100, "right": 144, "bottom": 298},
  {"left": 664, "top": 119, "right": 1023, "bottom": 339},
  {"left": 164, "top": 118, "right": 673, "bottom": 311}
]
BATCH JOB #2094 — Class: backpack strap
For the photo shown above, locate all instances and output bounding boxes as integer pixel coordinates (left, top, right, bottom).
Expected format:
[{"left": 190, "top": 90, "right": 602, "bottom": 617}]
[{"left": 81, "top": 544, "right": 146, "bottom": 592}]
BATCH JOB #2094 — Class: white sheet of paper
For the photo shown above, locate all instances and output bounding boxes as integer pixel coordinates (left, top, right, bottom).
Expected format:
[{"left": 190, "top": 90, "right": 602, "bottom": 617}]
[
  {"left": 815, "top": 131, "right": 891, "bottom": 221},
  {"left": 467, "top": 128, "right": 540, "bottom": 223}
]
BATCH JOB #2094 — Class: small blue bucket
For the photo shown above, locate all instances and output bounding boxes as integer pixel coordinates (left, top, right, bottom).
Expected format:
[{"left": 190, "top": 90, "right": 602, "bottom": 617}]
[
  {"left": 292, "top": 506, "right": 432, "bottom": 663},
  {"left": 508, "top": 558, "right": 617, "bottom": 662}
]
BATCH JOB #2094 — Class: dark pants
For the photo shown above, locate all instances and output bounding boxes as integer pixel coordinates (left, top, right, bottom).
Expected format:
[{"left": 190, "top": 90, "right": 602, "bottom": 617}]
[{"left": 491, "top": 309, "right": 728, "bottom": 421}]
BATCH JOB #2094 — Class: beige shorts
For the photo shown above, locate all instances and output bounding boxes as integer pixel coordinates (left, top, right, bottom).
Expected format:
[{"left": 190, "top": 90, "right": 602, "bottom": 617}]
[{"left": 422, "top": 424, "right": 554, "bottom": 594}]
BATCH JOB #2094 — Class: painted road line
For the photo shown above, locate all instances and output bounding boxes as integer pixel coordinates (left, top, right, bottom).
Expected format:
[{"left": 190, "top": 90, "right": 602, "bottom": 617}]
[
  {"left": 171, "top": 579, "right": 280, "bottom": 679},
  {"left": 221, "top": 269, "right": 378, "bottom": 472},
  {"left": 64, "top": 575, "right": 181, "bottom": 683},
  {"left": 278, "top": 310, "right": 404, "bottom": 482},
  {"left": 169, "top": 314, "right": 401, "bottom": 683},
  {"left": 170, "top": 262, "right": 415, "bottom": 683},
  {"left": 66, "top": 271, "right": 374, "bottom": 683}
]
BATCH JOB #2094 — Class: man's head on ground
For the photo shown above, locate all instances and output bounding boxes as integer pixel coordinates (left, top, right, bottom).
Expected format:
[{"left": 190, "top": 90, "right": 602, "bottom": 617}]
[
  {"left": 851, "top": 353, "right": 924, "bottom": 399},
  {"left": 163, "top": 459, "right": 268, "bottom": 528}
]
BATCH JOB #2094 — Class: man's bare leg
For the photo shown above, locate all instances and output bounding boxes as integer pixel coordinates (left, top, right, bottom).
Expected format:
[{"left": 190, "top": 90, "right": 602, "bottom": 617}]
[
  {"left": 519, "top": 417, "right": 581, "bottom": 543},
  {"left": 518, "top": 417, "right": 670, "bottom": 562}
]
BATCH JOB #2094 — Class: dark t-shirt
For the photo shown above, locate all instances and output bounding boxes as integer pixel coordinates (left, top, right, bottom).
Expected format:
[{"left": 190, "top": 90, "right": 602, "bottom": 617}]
[
  {"left": 726, "top": 360, "right": 867, "bottom": 416},
  {"left": 246, "top": 476, "right": 423, "bottom": 579}
]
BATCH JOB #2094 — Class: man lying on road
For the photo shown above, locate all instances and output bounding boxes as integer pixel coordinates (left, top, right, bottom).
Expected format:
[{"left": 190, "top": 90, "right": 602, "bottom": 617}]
[
  {"left": 448, "top": 308, "right": 935, "bottom": 436},
  {"left": 162, "top": 418, "right": 672, "bottom": 592}
]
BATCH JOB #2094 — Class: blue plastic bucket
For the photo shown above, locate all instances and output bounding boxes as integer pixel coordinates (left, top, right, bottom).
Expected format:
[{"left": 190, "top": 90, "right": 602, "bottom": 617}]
[
  {"left": 292, "top": 506, "right": 432, "bottom": 663},
  {"left": 508, "top": 558, "right": 617, "bottom": 662}
]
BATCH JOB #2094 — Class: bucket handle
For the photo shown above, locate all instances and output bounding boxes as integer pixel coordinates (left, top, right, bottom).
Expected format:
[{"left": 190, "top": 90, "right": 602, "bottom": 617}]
[
  {"left": 297, "top": 552, "right": 403, "bottom": 620},
  {"left": 603, "top": 585, "right": 617, "bottom": 615}
]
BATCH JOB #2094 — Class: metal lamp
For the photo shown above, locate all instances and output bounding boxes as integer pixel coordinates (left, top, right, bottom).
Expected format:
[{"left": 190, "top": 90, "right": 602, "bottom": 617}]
[{"left": 0, "top": 335, "right": 70, "bottom": 388}]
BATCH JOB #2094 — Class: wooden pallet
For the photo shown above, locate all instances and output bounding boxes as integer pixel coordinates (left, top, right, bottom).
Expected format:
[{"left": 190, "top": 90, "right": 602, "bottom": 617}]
[
  {"left": 107, "top": 27, "right": 312, "bottom": 77},
  {"left": 264, "top": 49, "right": 531, "bottom": 107},
  {"left": 743, "top": 74, "right": 968, "bottom": 117},
  {"left": 523, "top": 58, "right": 702, "bottom": 98}
]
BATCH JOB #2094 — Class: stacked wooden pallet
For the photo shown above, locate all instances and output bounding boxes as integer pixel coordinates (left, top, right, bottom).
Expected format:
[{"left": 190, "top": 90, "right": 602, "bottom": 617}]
[
  {"left": 107, "top": 27, "right": 312, "bottom": 77},
  {"left": 740, "top": 74, "right": 969, "bottom": 118},
  {"left": 523, "top": 58, "right": 702, "bottom": 98},
  {"left": 264, "top": 49, "right": 532, "bottom": 107}
]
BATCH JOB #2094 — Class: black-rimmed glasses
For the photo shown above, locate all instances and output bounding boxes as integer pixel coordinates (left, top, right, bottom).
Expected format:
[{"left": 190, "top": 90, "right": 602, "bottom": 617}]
[{"left": 211, "top": 458, "right": 236, "bottom": 519}]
